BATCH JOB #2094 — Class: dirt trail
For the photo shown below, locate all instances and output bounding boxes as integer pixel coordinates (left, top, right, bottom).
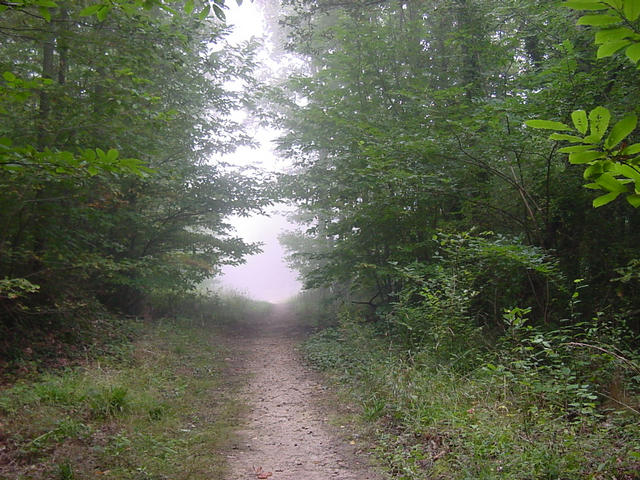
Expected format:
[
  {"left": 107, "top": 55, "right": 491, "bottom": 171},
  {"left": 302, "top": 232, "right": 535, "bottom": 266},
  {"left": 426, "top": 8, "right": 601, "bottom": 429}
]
[{"left": 222, "top": 304, "right": 383, "bottom": 480}]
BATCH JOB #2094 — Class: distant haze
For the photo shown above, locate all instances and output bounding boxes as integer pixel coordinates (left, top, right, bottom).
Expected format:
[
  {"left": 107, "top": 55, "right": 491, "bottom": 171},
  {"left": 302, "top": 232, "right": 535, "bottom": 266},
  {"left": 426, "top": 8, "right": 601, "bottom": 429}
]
[
  {"left": 214, "top": 3, "right": 302, "bottom": 304},
  {"left": 219, "top": 209, "right": 301, "bottom": 303}
]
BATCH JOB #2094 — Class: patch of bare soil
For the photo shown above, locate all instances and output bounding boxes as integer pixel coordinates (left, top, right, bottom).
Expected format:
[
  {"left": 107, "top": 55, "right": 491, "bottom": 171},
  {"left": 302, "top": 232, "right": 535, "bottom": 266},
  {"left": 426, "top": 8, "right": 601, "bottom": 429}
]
[{"left": 222, "top": 304, "right": 383, "bottom": 480}]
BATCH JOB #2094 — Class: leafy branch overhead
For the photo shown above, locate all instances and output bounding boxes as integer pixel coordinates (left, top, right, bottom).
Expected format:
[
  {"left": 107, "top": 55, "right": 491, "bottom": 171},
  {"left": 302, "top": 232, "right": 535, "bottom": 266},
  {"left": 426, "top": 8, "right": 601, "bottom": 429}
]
[
  {"left": 528, "top": 0, "right": 640, "bottom": 207},
  {"left": 561, "top": 0, "right": 640, "bottom": 64},
  {"left": 0, "top": 0, "right": 248, "bottom": 22},
  {"left": 526, "top": 108, "right": 640, "bottom": 207}
]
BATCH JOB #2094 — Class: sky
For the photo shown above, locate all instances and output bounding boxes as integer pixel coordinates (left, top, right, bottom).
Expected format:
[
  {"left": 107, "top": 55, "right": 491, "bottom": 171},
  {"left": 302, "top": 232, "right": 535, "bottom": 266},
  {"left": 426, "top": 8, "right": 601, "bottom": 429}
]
[{"left": 213, "top": 1, "right": 302, "bottom": 304}]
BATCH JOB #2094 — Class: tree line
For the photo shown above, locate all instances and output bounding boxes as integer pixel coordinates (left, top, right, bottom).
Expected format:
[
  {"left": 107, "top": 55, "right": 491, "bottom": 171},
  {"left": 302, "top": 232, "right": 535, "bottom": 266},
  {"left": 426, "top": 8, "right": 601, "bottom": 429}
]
[{"left": 0, "top": 0, "right": 265, "bottom": 356}]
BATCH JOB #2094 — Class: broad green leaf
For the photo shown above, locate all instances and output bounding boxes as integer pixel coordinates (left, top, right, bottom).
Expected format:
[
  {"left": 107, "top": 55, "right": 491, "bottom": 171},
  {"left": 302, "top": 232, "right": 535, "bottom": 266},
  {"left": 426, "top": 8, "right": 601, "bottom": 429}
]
[
  {"left": 3, "top": 71, "right": 16, "bottom": 82},
  {"left": 561, "top": 1, "right": 609, "bottom": 9},
  {"left": 39, "top": 6, "right": 51, "bottom": 22},
  {"left": 604, "top": 114, "right": 637, "bottom": 149},
  {"left": 96, "top": 6, "right": 110, "bottom": 21},
  {"left": 559, "top": 145, "right": 594, "bottom": 153},
  {"left": 593, "top": 191, "right": 621, "bottom": 207},
  {"left": 584, "top": 164, "right": 603, "bottom": 179},
  {"left": 549, "top": 133, "right": 588, "bottom": 142},
  {"left": 597, "top": 39, "right": 631, "bottom": 58},
  {"left": 79, "top": 4, "right": 102, "bottom": 16},
  {"left": 589, "top": 106, "right": 611, "bottom": 140},
  {"left": 626, "top": 43, "right": 640, "bottom": 63},
  {"left": 594, "top": 27, "right": 635, "bottom": 44},
  {"left": 106, "top": 149, "right": 119, "bottom": 162},
  {"left": 621, "top": 143, "right": 640, "bottom": 155},
  {"left": 87, "top": 166, "right": 99, "bottom": 176},
  {"left": 624, "top": 0, "right": 640, "bottom": 20},
  {"left": 525, "top": 119, "right": 571, "bottom": 131},
  {"left": 185, "top": 0, "right": 195, "bottom": 14},
  {"left": 577, "top": 14, "right": 622, "bottom": 26},
  {"left": 569, "top": 150, "right": 606, "bottom": 164},
  {"left": 198, "top": 5, "right": 210, "bottom": 19},
  {"left": 614, "top": 163, "right": 640, "bottom": 182},
  {"left": 626, "top": 194, "right": 640, "bottom": 207},
  {"left": 571, "top": 110, "right": 588, "bottom": 134},
  {"left": 595, "top": 172, "right": 628, "bottom": 192},
  {"left": 603, "top": 0, "right": 623, "bottom": 8}
]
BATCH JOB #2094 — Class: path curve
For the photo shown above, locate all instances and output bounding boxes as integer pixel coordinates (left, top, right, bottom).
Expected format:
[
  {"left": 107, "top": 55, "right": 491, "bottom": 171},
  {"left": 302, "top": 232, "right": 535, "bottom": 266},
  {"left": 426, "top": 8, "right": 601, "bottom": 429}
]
[{"left": 222, "top": 305, "right": 383, "bottom": 480}]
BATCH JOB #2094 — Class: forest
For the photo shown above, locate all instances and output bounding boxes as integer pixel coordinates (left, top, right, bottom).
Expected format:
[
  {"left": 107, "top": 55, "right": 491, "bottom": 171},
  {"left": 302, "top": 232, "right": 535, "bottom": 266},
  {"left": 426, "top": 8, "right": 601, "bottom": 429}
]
[{"left": 1, "top": 0, "right": 640, "bottom": 479}]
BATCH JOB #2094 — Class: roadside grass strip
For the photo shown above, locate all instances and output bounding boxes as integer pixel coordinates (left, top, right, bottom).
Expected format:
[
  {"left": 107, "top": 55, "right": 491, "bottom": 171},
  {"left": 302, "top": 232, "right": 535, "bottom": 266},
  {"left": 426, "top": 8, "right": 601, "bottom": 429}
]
[{"left": 0, "top": 318, "right": 238, "bottom": 480}]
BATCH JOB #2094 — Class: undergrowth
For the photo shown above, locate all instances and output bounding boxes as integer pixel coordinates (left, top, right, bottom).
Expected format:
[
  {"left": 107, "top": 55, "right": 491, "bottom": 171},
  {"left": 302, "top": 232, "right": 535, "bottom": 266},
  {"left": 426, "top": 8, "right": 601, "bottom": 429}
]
[
  {"left": 0, "top": 317, "right": 239, "bottom": 479},
  {"left": 303, "top": 311, "right": 640, "bottom": 480}
]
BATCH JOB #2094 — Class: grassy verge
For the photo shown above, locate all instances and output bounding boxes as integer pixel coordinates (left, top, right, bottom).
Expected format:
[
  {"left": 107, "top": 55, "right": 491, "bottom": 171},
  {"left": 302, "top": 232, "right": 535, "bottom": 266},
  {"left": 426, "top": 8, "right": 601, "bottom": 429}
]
[
  {"left": 303, "top": 313, "right": 640, "bottom": 480},
  {"left": 0, "top": 317, "right": 239, "bottom": 480}
]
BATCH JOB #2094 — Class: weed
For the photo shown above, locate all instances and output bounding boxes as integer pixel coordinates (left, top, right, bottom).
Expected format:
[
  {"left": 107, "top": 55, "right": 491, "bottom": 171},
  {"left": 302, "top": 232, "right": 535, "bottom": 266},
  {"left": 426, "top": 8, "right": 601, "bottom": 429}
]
[
  {"left": 56, "top": 460, "right": 74, "bottom": 480},
  {"left": 86, "top": 385, "right": 129, "bottom": 419}
]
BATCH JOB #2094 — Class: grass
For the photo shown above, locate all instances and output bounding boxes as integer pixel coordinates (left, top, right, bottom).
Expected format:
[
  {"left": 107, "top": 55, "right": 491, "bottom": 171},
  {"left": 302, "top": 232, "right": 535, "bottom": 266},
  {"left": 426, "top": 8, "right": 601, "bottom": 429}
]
[
  {"left": 0, "top": 317, "right": 240, "bottom": 480},
  {"left": 302, "top": 312, "right": 640, "bottom": 480}
]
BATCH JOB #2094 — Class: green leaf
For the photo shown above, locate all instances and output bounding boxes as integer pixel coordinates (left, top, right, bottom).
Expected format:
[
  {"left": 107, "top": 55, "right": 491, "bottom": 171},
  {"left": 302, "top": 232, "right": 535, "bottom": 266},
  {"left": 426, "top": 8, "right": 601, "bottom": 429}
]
[
  {"left": 96, "top": 6, "right": 110, "bottom": 21},
  {"left": 577, "top": 14, "right": 622, "bottom": 26},
  {"left": 39, "top": 6, "right": 51, "bottom": 22},
  {"left": 621, "top": 143, "right": 640, "bottom": 155},
  {"left": 561, "top": 1, "right": 609, "bottom": 9},
  {"left": 569, "top": 150, "right": 606, "bottom": 164},
  {"left": 106, "top": 149, "right": 119, "bottom": 162},
  {"left": 614, "top": 163, "right": 640, "bottom": 182},
  {"left": 559, "top": 145, "right": 595, "bottom": 153},
  {"left": 589, "top": 106, "right": 611, "bottom": 140},
  {"left": 595, "top": 172, "right": 628, "bottom": 192},
  {"left": 79, "top": 4, "right": 103, "bottom": 16},
  {"left": 549, "top": 133, "right": 589, "bottom": 142},
  {"left": 594, "top": 27, "right": 634, "bottom": 44},
  {"left": 35, "top": 0, "right": 58, "bottom": 6},
  {"left": 605, "top": 114, "right": 637, "bottom": 149},
  {"left": 625, "top": 43, "right": 640, "bottom": 63},
  {"left": 87, "top": 166, "right": 99, "bottom": 176},
  {"left": 593, "top": 191, "right": 621, "bottom": 207},
  {"left": 3, "top": 71, "right": 16, "bottom": 82},
  {"left": 584, "top": 164, "right": 603, "bottom": 178},
  {"left": 571, "top": 110, "right": 588, "bottom": 134},
  {"left": 185, "top": 0, "right": 195, "bottom": 14},
  {"left": 198, "top": 5, "right": 210, "bottom": 19},
  {"left": 597, "top": 39, "right": 632, "bottom": 58},
  {"left": 624, "top": 0, "right": 640, "bottom": 20},
  {"left": 525, "top": 119, "right": 572, "bottom": 131},
  {"left": 604, "top": 0, "right": 624, "bottom": 9},
  {"left": 626, "top": 194, "right": 640, "bottom": 207}
]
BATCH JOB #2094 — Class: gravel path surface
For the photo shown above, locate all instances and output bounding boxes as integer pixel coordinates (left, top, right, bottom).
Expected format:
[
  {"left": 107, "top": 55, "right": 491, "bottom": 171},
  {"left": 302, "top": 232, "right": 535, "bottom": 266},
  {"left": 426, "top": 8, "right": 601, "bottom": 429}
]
[{"left": 223, "top": 305, "right": 383, "bottom": 480}]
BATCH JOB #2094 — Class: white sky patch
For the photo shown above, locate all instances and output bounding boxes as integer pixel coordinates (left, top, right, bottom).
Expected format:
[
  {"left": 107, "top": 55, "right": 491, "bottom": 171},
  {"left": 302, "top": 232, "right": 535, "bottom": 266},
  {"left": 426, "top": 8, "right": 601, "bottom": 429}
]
[{"left": 215, "top": 1, "right": 302, "bottom": 303}]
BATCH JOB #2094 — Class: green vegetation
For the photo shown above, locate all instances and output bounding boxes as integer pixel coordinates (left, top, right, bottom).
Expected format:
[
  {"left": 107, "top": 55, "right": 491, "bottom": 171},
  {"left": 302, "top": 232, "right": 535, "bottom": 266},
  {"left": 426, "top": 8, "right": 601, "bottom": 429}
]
[
  {"left": 0, "top": 0, "right": 268, "bottom": 356},
  {"left": 0, "top": 316, "right": 240, "bottom": 480},
  {"left": 303, "top": 309, "right": 640, "bottom": 479},
  {"left": 275, "top": 0, "right": 640, "bottom": 477}
]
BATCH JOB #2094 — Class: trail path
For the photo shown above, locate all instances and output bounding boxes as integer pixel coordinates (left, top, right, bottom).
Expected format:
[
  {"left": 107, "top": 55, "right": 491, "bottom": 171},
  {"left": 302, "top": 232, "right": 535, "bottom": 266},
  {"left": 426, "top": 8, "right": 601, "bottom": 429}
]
[{"left": 222, "top": 305, "right": 383, "bottom": 480}]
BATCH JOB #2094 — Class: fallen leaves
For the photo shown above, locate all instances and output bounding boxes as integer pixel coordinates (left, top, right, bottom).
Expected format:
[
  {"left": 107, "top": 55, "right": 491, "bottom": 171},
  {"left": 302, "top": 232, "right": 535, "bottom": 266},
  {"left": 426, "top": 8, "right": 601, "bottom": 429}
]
[{"left": 253, "top": 466, "right": 273, "bottom": 479}]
